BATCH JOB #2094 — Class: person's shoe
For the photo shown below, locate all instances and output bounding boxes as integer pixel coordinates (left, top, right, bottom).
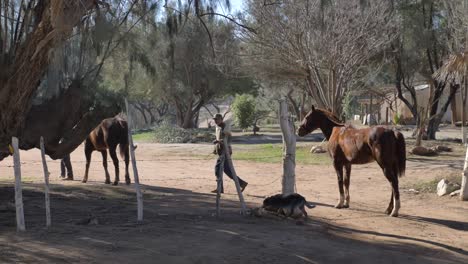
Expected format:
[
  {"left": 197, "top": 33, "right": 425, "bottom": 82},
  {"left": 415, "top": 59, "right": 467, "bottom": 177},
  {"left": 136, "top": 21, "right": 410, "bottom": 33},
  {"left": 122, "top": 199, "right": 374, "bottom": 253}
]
[
  {"left": 63, "top": 176, "right": 74, "bottom": 181},
  {"left": 211, "top": 188, "right": 224, "bottom": 194},
  {"left": 240, "top": 182, "right": 248, "bottom": 192}
]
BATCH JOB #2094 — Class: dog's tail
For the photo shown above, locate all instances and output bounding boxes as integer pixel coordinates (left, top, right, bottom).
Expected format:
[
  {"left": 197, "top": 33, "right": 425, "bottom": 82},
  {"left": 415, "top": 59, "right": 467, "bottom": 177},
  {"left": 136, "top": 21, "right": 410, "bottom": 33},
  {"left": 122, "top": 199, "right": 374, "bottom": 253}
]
[{"left": 305, "top": 201, "right": 316, "bottom": 209}]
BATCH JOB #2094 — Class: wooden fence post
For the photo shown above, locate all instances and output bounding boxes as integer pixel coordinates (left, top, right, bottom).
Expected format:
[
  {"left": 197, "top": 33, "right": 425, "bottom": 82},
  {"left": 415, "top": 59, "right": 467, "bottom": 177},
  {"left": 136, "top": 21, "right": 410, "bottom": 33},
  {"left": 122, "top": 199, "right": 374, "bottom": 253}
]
[
  {"left": 279, "top": 98, "right": 296, "bottom": 195},
  {"left": 40, "top": 137, "right": 51, "bottom": 228},
  {"left": 125, "top": 99, "right": 144, "bottom": 222},
  {"left": 461, "top": 145, "right": 468, "bottom": 201},
  {"left": 12, "top": 137, "right": 26, "bottom": 231}
]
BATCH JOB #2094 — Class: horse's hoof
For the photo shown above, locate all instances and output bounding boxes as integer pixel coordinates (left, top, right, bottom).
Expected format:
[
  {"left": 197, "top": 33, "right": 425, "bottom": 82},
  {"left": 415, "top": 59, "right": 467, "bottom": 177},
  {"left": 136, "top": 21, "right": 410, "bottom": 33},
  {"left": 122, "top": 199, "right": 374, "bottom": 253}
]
[
  {"left": 385, "top": 209, "right": 392, "bottom": 215},
  {"left": 81, "top": 180, "right": 87, "bottom": 183},
  {"left": 335, "top": 204, "right": 344, "bottom": 209},
  {"left": 342, "top": 204, "right": 349, "bottom": 208},
  {"left": 105, "top": 181, "right": 111, "bottom": 184},
  {"left": 125, "top": 179, "right": 131, "bottom": 185},
  {"left": 113, "top": 182, "right": 119, "bottom": 186},
  {"left": 390, "top": 212, "right": 399, "bottom": 217}
]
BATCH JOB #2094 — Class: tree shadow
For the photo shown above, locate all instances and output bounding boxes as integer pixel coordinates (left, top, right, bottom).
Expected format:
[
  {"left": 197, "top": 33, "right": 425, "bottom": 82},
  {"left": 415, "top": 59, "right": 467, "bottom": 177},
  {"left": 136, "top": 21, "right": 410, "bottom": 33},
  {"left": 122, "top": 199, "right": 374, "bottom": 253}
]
[
  {"left": 399, "top": 214, "right": 468, "bottom": 232},
  {"left": 315, "top": 219, "right": 468, "bottom": 257},
  {"left": 1, "top": 183, "right": 467, "bottom": 263},
  {"left": 407, "top": 157, "right": 463, "bottom": 170},
  {"left": 232, "top": 132, "right": 325, "bottom": 144}
]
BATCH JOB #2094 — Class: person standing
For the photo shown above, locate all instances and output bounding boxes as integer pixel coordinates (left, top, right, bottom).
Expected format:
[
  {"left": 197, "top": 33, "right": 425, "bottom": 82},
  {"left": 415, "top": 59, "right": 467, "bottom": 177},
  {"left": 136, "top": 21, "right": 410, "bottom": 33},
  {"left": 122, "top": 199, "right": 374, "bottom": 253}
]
[{"left": 212, "top": 113, "right": 248, "bottom": 193}]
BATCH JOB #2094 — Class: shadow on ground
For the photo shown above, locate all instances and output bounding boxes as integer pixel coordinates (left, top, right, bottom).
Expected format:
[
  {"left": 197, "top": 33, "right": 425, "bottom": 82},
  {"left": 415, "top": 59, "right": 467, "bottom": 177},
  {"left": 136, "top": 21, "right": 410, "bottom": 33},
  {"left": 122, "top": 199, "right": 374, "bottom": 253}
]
[{"left": 0, "top": 183, "right": 466, "bottom": 264}]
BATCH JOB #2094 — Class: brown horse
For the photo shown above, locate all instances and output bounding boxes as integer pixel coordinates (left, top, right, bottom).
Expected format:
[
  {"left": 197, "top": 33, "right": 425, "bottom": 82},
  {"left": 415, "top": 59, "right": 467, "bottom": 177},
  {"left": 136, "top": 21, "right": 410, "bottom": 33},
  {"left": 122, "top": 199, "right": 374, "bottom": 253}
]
[
  {"left": 297, "top": 106, "right": 406, "bottom": 217},
  {"left": 82, "top": 117, "right": 131, "bottom": 185}
]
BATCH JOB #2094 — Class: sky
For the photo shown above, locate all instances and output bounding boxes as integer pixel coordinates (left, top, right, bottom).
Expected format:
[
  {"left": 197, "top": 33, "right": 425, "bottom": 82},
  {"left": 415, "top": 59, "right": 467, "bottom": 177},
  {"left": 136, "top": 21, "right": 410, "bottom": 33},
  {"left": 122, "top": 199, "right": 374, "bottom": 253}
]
[
  {"left": 222, "top": 0, "right": 245, "bottom": 14},
  {"left": 229, "top": 0, "right": 244, "bottom": 12}
]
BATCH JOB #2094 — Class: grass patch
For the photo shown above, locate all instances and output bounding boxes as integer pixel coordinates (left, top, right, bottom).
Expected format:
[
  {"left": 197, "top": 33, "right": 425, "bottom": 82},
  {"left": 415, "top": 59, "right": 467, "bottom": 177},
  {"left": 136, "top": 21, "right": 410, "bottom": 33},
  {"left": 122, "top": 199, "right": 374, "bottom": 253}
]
[
  {"left": 407, "top": 173, "right": 462, "bottom": 193},
  {"left": 234, "top": 144, "right": 331, "bottom": 165},
  {"left": 133, "top": 131, "right": 155, "bottom": 143}
]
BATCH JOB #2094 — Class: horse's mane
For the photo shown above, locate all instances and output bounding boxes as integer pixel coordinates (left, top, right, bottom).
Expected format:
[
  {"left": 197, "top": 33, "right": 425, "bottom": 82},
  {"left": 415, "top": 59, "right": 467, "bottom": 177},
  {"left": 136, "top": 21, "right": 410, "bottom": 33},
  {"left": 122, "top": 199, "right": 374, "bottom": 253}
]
[{"left": 316, "top": 108, "right": 344, "bottom": 125}]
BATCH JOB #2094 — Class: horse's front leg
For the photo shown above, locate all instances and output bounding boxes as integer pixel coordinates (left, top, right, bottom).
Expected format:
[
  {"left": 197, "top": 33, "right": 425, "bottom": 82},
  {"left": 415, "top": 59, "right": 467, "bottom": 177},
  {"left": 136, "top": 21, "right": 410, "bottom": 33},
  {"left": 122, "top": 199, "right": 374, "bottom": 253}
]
[
  {"left": 109, "top": 146, "right": 120, "bottom": 185},
  {"left": 333, "top": 161, "right": 345, "bottom": 209},
  {"left": 343, "top": 163, "right": 351, "bottom": 208},
  {"left": 101, "top": 150, "right": 111, "bottom": 184}
]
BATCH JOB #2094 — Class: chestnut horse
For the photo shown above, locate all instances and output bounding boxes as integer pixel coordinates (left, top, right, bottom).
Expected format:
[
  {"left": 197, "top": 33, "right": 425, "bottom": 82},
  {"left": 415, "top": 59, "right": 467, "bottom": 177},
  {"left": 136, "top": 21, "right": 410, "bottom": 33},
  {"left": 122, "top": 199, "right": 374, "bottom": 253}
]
[
  {"left": 82, "top": 117, "right": 131, "bottom": 185},
  {"left": 297, "top": 106, "right": 406, "bottom": 217}
]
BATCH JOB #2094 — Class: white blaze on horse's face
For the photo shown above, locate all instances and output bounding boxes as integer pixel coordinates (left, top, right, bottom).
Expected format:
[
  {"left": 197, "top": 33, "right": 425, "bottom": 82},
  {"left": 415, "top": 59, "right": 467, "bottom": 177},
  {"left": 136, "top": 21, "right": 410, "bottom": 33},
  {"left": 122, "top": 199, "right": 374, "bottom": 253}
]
[{"left": 298, "top": 108, "right": 320, "bottom": 136}]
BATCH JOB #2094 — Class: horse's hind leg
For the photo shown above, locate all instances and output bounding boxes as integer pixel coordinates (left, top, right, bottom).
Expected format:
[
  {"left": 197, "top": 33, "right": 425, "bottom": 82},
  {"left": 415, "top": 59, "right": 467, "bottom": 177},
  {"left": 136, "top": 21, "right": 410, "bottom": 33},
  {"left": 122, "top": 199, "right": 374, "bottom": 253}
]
[
  {"left": 343, "top": 163, "right": 351, "bottom": 208},
  {"left": 101, "top": 150, "right": 111, "bottom": 184},
  {"left": 390, "top": 171, "right": 400, "bottom": 217},
  {"left": 333, "top": 161, "right": 345, "bottom": 209},
  {"left": 109, "top": 146, "right": 120, "bottom": 185},
  {"left": 383, "top": 167, "right": 400, "bottom": 217},
  {"left": 83, "top": 140, "right": 93, "bottom": 183},
  {"left": 124, "top": 147, "right": 131, "bottom": 185},
  {"left": 385, "top": 192, "right": 394, "bottom": 215}
]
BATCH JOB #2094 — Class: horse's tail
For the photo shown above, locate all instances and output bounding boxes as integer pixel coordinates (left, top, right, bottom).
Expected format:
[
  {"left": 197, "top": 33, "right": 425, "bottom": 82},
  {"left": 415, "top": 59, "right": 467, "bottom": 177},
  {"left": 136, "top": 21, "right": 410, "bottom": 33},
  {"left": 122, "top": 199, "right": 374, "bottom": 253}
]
[
  {"left": 118, "top": 119, "right": 129, "bottom": 160},
  {"left": 395, "top": 131, "right": 406, "bottom": 177}
]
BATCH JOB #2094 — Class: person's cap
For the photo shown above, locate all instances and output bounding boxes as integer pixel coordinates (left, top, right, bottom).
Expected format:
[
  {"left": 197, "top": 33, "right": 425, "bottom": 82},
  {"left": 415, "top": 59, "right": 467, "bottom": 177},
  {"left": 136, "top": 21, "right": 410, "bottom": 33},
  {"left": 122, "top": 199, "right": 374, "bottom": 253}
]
[{"left": 213, "top": 113, "right": 223, "bottom": 120}]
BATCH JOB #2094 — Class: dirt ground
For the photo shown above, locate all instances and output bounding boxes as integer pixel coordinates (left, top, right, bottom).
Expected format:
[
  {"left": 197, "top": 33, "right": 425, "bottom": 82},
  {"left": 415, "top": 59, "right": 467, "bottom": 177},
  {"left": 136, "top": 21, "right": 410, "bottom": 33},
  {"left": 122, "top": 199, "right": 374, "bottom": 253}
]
[{"left": 1, "top": 142, "right": 467, "bottom": 264}]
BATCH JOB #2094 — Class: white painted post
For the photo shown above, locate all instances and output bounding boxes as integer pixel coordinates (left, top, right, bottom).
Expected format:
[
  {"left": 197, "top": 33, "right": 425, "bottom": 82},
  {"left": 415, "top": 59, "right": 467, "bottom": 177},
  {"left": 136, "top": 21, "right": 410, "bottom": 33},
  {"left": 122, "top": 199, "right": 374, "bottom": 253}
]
[
  {"left": 279, "top": 98, "right": 296, "bottom": 195},
  {"left": 461, "top": 145, "right": 468, "bottom": 201},
  {"left": 12, "top": 137, "right": 26, "bottom": 231},
  {"left": 125, "top": 99, "right": 144, "bottom": 222},
  {"left": 222, "top": 140, "right": 247, "bottom": 214},
  {"left": 40, "top": 137, "right": 51, "bottom": 228}
]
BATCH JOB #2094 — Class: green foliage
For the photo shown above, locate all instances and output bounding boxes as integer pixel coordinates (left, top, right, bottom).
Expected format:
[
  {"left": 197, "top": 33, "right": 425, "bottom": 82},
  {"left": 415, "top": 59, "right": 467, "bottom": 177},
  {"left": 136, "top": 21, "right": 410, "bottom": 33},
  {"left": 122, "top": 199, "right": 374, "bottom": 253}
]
[
  {"left": 342, "top": 93, "right": 357, "bottom": 121},
  {"left": 232, "top": 94, "right": 256, "bottom": 129},
  {"left": 234, "top": 144, "right": 331, "bottom": 165},
  {"left": 393, "top": 113, "right": 401, "bottom": 125},
  {"left": 152, "top": 120, "right": 215, "bottom": 143}
]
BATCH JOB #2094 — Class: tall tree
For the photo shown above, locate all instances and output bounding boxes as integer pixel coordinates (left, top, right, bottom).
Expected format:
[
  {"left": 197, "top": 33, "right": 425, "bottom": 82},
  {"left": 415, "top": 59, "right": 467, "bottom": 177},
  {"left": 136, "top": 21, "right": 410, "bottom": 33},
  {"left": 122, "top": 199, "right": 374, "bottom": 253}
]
[{"left": 241, "top": 0, "right": 397, "bottom": 116}]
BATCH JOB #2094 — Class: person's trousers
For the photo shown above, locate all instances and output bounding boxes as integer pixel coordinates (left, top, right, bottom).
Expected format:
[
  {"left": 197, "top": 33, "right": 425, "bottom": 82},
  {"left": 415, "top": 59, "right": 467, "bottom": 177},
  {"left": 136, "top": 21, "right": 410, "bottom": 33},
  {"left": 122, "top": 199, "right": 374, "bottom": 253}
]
[{"left": 215, "top": 155, "right": 246, "bottom": 190}]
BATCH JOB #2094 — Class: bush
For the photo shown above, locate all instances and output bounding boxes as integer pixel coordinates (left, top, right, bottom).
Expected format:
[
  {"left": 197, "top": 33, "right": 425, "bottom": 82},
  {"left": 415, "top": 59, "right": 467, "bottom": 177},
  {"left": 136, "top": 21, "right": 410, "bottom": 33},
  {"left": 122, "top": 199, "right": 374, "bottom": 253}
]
[
  {"left": 232, "top": 94, "right": 256, "bottom": 129},
  {"left": 153, "top": 121, "right": 215, "bottom": 143},
  {"left": 393, "top": 113, "right": 401, "bottom": 125}
]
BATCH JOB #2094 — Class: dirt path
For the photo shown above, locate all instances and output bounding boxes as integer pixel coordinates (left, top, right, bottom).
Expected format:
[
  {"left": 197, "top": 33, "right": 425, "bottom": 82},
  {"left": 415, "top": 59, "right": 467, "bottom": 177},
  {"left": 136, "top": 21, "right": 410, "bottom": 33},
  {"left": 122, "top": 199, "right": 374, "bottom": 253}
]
[{"left": 1, "top": 143, "right": 467, "bottom": 263}]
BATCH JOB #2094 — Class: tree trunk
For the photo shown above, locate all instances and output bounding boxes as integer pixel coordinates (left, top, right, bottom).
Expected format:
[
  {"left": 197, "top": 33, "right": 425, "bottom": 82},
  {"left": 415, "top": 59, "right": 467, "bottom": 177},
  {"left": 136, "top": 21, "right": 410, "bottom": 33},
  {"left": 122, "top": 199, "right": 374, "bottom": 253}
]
[
  {"left": 450, "top": 95, "right": 457, "bottom": 126},
  {"left": 17, "top": 80, "right": 121, "bottom": 160},
  {"left": 0, "top": 0, "right": 99, "bottom": 158},
  {"left": 462, "top": 80, "right": 467, "bottom": 144},
  {"left": 279, "top": 99, "right": 296, "bottom": 195},
  {"left": 133, "top": 103, "right": 149, "bottom": 125},
  {"left": 427, "top": 82, "right": 457, "bottom": 140}
]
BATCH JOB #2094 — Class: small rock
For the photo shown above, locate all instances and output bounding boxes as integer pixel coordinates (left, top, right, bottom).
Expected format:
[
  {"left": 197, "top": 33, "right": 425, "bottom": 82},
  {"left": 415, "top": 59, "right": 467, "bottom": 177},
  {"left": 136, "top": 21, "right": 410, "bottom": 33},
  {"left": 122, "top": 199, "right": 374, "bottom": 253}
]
[
  {"left": 437, "top": 179, "right": 460, "bottom": 196},
  {"left": 295, "top": 220, "right": 305, "bottom": 226},
  {"left": 450, "top": 189, "right": 461, "bottom": 197},
  {"left": 411, "top": 146, "right": 437, "bottom": 156},
  {"left": 408, "top": 189, "right": 420, "bottom": 194},
  {"left": 0, "top": 202, "right": 15, "bottom": 212},
  {"left": 310, "top": 145, "right": 327, "bottom": 154},
  {"left": 249, "top": 207, "right": 263, "bottom": 217},
  {"left": 75, "top": 217, "right": 99, "bottom": 225},
  {"left": 89, "top": 217, "right": 99, "bottom": 225}
]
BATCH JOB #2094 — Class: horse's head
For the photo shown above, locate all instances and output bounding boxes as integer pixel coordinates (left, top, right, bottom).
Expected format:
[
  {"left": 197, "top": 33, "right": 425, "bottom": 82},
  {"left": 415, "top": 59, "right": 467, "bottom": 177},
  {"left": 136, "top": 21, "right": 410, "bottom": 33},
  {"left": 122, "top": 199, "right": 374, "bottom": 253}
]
[{"left": 297, "top": 105, "right": 322, "bottom": 137}]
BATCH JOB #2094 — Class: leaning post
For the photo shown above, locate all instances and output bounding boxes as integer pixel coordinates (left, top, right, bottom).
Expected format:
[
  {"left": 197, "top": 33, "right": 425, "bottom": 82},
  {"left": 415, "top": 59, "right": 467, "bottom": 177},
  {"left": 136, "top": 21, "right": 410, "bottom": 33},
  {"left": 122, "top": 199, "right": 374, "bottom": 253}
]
[
  {"left": 40, "top": 137, "right": 52, "bottom": 228},
  {"left": 12, "top": 137, "right": 26, "bottom": 231},
  {"left": 279, "top": 98, "right": 296, "bottom": 195}
]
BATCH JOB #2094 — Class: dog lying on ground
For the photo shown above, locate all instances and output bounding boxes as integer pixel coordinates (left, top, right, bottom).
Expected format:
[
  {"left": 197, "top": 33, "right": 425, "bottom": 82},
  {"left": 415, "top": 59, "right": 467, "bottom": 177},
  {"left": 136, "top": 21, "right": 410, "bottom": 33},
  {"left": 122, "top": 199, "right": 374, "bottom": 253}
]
[{"left": 262, "top": 193, "right": 315, "bottom": 219}]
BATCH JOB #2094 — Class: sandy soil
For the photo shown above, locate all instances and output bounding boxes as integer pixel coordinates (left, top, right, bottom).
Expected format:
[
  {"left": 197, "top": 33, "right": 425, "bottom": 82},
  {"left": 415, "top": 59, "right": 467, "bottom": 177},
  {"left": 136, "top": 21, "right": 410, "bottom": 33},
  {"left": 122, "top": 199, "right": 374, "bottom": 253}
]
[{"left": 0, "top": 143, "right": 467, "bottom": 264}]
